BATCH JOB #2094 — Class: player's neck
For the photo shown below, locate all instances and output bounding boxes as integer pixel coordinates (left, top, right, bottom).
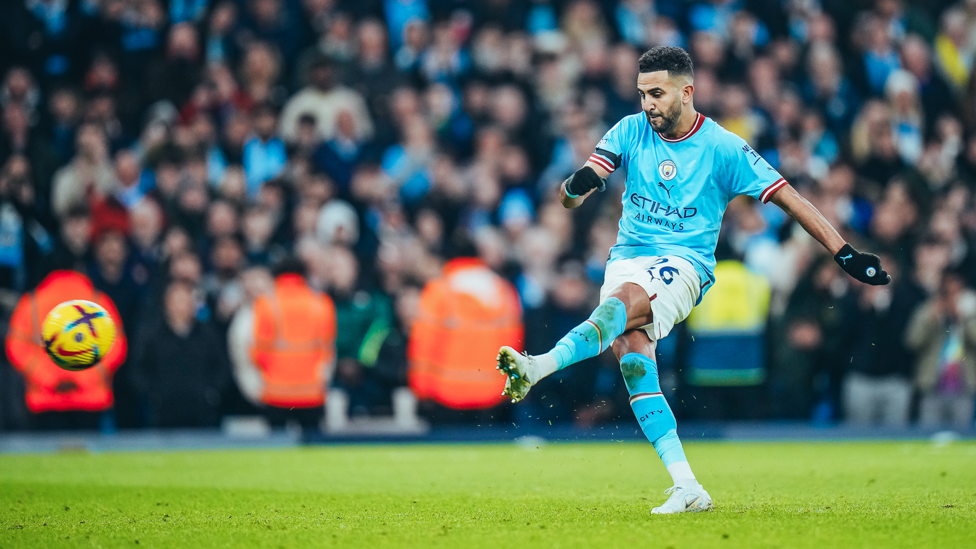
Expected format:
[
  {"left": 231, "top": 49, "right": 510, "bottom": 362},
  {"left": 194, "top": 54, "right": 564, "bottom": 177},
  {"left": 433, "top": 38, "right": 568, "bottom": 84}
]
[{"left": 660, "top": 108, "right": 700, "bottom": 141}]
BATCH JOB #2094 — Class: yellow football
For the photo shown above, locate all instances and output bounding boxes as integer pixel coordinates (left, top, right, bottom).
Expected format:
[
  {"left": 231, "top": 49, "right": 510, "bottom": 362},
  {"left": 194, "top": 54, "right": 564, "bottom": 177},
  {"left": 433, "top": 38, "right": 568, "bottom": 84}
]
[{"left": 41, "top": 300, "right": 117, "bottom": 371}]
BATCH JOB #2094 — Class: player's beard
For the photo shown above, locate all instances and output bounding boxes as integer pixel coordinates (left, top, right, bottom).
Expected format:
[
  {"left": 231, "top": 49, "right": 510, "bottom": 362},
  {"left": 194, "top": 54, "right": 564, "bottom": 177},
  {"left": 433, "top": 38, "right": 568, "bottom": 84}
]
[{"left": 645, "top": 100, "right": 683, "bottom": 135}]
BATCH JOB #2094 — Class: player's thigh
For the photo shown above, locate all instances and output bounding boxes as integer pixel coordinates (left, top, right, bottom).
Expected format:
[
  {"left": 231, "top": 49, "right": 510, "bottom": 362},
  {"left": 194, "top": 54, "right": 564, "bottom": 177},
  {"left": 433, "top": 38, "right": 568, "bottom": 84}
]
[{"left": 601, "top": 256, "right": 700, "bottom": 341}]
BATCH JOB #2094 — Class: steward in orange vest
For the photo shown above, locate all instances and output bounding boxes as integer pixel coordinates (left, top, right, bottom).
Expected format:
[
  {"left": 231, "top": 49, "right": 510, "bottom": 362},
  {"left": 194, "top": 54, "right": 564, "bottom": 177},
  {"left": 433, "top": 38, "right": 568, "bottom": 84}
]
[
  {"left": 408, "top": 257, "right": 523, "bottom": 410},
  {"left": 5, "top": 270, "right": 128, "bottom": 415},
  {"left": 230, "top": 259, "right": 337, "bottom": 412}
]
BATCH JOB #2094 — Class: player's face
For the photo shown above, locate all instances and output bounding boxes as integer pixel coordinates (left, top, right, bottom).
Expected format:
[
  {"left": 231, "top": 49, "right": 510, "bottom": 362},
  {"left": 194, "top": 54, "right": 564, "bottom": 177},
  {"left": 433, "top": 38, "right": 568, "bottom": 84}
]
[{"left": 637, "top": 71, "right": 688, "bottom": 135}]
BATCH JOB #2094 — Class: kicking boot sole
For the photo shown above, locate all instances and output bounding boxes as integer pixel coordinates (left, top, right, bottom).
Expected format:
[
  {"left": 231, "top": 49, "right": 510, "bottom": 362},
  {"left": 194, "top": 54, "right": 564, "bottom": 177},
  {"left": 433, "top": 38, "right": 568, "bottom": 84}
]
[{"left": 496, "top": 347, "right": 532, "bottom": 402}]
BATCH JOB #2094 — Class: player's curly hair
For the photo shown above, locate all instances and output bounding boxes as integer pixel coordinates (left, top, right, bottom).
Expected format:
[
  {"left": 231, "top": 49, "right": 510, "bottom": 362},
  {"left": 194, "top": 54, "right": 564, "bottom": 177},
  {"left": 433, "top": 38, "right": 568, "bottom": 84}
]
[{"left": 638, "top": 46, "right": 694, "bottom": 79}]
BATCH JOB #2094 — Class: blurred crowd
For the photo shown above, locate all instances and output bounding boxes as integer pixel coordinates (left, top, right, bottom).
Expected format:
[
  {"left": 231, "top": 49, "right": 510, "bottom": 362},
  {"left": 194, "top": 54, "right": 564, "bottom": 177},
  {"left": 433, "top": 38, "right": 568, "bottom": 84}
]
[{"left": 3, "top": 0, "right": 976, "bottom": 432}]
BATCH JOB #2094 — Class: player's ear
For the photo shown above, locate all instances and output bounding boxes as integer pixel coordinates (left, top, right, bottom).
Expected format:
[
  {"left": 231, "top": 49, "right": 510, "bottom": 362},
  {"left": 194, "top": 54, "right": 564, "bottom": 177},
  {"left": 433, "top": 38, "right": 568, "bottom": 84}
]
[{"left": 682, "top": 81, "right": 694, "bottom": 105}]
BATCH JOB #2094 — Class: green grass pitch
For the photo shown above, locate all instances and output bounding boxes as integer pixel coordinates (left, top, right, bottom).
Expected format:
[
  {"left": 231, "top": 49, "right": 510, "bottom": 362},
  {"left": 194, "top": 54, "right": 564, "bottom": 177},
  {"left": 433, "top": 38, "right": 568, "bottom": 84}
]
[{"left": 0, "top": 441, "right": 973, "bottom": 548}]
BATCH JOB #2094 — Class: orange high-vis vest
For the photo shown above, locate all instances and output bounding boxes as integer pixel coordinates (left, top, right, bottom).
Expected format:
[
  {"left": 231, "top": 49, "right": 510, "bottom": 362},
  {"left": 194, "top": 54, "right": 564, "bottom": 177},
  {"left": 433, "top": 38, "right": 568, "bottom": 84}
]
[
  {"left": 5, "top": 271, "right": 127, "bottom": 413},
  {"left": 408, "top": 258, "right": 523, "bottom": 410},
  {"left": 251, "top": 274, "right": 337, "bottom": 408}
]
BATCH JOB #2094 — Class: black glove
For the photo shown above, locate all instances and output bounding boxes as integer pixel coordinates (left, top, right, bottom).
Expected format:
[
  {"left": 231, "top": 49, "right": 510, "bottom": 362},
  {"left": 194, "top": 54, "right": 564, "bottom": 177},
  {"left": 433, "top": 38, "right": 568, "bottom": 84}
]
[
  {"left": 834, "top": 244, "right": 890, "bottom": 285},
  {"left": 565, "top": 166, "right": 607, "bottom": 197}
]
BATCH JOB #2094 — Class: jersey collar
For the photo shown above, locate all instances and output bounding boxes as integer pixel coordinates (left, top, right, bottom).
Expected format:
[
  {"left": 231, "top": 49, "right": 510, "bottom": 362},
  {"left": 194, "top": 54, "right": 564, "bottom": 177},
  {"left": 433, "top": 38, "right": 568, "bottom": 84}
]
[{"left": 657, "top": 112, "right": 705, "bottom": 143}]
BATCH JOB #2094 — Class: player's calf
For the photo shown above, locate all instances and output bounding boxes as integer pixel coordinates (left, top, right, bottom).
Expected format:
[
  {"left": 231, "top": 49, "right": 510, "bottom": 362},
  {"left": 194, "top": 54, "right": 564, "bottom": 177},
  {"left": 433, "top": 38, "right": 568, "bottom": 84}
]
[{"left": 619, "top": 352, "right": 707, "bottom": 509}]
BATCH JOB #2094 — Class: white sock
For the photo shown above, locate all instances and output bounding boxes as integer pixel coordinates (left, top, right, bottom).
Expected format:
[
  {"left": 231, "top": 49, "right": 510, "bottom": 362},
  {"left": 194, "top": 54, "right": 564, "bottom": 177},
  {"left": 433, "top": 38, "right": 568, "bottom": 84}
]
[
  {"left": 533, "top": 353, "right": 559, "bottom": 382},
  {"left": 666, "top": 461, "right": 698, "bottom": 488}
]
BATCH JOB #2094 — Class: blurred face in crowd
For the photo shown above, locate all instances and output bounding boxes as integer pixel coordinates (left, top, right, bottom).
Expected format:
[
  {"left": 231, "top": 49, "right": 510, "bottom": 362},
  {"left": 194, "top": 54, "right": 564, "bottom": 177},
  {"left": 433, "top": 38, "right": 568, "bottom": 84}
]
[
  {"left": 211, "top": 237, "right": 244, "bottom": 278},
  {"left": 209, "top": 1, "right": 237, "bottom": 35},
  {"left": 491, "top": 86, "right": 528, "bottom": 130},
  {"left": 721, "top": 85, "right": 750, "bottom": 119},
  {"left": 250, "top": 0, "right": 281, "bottom": 25},
  {"left": 939, "top": 272, "right": 966, "bottom": 304},
  {"left": 219, "top": 166, "right": 247, "bottom": 203},
  {"left": 900, "top": 36, "right": 931, "bottom": 78},
  {"left": 403, "top": 19, "right": 429, "bottom": 52},
  {"left": 328, "top": 247, "right": 358, "bottom": 294},
  {"left": 415, "top": 209, "right": 443, "bottom": 249},
  {"left": 357, "top": 19, "right": 388, "bottom": 65},
  {"left": 241, "top": 266, "right": 274, "bottom": 300},
  {"left": 308, "top": 62, "right": 335, "bottom": 92},
  {"left": 243, "top": 208, "right": 275, "bottom": 248},
  {"left": 165, "top": 282, "right": 197, "bottom": 334},
  {"left": 114, "top": 150, "right": 141, "bottom": 187},
  {"left": 3, "top": 68, "right": 34, "bottom": 102},
  {"left": 0, "top": 155, "right": 32, "bottom": 202},
  {"left": 292, "top": 202, "right": 319, "bottom": 238},
  {"left": 395, "top": 286, "right": 421, "bottom": 330},
  {"left": 295, "top": 115, "right": 319, "bottom": 147},
  {"left": 49, "top": 89, "right": 80, "bottom": 125},
  {"left": 553, "top": 264, "right": 590, "bottom": 310},
  {"left": 170, "top": 252, "right": 203, "bottom": 285},
  {"left": 94, "top": 231, "right": 128, "bottom": 273},
  {"left": 334, "top": 110, "right": 357, "bottom": 141},
  {"left": 130, "top": 200, "right": 163, "bottom": 249},
  {"left": 207, "top": 201, "right": 239, "bottom": 238},
  {"left": 76, "top": 124, "right": 109, "bottom": 161},
  {"left": 223, "top": 113, "right": 252, "bottom": 149},
  {"left": 162, "top": 226, "right": 192, "bottom": 260},
  {"left": 179, "top": 180, "right": 210, "bottom": 214},
  {"left": 637, "top": 68, "right": 693, "bottom": 135},
  {"left": 473, "top": 227, "right": 505, "bottom": 268},
  {"left": 62, "top": 214, "right": 91, "bottom": 254},
  {"left": 242, "top": 42, "right": 281, "bottom": 87},
  {"left": 253, "top": 108, "right": 278, "bottom": 141},
  {"left": 167, "top": 23, "right": 200, "bottom": 60}
]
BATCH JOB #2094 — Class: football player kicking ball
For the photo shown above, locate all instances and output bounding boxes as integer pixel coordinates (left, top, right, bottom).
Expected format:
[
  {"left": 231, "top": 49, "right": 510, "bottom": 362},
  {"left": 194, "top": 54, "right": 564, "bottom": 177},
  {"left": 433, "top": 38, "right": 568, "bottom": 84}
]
[{"left": 496, "top": 46, "right": 890, "bottom": 514}]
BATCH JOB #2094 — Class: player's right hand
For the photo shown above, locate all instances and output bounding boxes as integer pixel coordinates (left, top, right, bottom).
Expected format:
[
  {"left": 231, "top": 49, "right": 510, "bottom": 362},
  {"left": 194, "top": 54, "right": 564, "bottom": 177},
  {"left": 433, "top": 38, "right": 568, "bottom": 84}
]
[
  {"left": 833, "top": 244, "right": 890, "bottom": 285},
  {"left": 565, "top": 166, "right": 607, "bottom": 197}
]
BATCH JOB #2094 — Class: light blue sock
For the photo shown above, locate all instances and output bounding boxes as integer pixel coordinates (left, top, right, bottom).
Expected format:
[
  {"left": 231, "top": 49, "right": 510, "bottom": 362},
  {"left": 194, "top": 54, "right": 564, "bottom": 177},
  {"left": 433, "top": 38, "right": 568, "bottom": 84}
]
[
  {"left": 620, "top": 353, "right": 694, "bottom": 481},
  {"left": 546, "top": 298, "right": 628, "bottom": 371}
]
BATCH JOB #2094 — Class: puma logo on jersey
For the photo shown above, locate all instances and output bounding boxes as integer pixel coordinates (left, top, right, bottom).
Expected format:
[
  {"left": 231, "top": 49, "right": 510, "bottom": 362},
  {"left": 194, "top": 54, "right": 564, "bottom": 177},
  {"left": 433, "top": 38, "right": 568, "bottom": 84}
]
[
  {"left": 657, "top": 181, "right": 675, "bottom": 198},
  {"left": 839, "top": 254, "right": 852, "bottom": 265}
]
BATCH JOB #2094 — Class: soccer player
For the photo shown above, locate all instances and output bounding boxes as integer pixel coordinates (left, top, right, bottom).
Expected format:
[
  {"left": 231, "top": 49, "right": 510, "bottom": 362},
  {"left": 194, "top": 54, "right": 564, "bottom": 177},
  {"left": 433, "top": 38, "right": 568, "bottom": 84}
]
[{"left": 496, "top": 46, "right": 890, "bottom": 514}]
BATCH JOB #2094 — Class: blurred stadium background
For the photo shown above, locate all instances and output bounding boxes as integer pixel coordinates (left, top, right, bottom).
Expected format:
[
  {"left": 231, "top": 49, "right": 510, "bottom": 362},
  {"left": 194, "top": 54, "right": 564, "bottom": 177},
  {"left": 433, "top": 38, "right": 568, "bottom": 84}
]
[{"left": 2, "top": 0, "right": 976, "bottom": 445}]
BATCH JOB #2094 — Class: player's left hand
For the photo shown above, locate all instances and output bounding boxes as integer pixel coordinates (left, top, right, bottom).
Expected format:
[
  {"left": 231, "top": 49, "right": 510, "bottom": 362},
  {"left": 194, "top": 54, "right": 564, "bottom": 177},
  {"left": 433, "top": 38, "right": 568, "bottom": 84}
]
[{"left": 833, "top": 244, "right": 890, "bottom": 285}]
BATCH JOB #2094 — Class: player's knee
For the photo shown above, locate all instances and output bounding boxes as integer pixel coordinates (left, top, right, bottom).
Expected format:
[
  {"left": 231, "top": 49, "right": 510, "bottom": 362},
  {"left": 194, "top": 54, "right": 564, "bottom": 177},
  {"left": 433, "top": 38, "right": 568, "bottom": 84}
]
[
  {"left": 608, "top": 283, "right": 652, "bottom": 323},
  {"left": 611, "top": 329, "right": 655, "bottom": 360}
]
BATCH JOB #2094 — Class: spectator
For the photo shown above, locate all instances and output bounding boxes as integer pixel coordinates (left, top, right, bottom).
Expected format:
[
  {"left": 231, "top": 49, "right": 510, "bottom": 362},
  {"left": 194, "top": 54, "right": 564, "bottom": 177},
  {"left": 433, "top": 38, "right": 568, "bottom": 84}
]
[
  {"left": 47, "top": 205, "right": 91, "bottom": 273},
  {"left": 228, "top": 257, "right": 337, "bottom": 435},
  {"left": 143, "top": 23, "right": 205, "bottom": 109},
  {"left": 840, "top": 258, "right": 924, "bottom": 426},
  {"left": 906, "top": 269, "right": 976, "bottom": 428},
  {"left": 1, "top": 101, "right": 59, "bottom": 198},
  {"left": 88, "top": 229, "right": 142, "bottom": 337},
  {"left": 772, "top": 257, "right": 851, "bottom": 420},
  {"left": 51, "top": 123, "right": 114, "bottom": 218},
  {"left": 327, "top": 246, "right": 394, "bottom": 413},
  {"left": 5, "top": 270, "right": 127, "bottom": 430},
  {"left": 0, "top": 155, "right": 51, "bottom": 290},
  {"left": 242, "top": 103, "right": 287, "bottom": 194},
  {"left": 900, "top": 35, "right": 957, "bottom": 131},
  {"left": 683, "top": 258, "right": 771, "bottom": 420},
  {"left": 408, "top": 244, "right": 523, "bottom": 415},
  {"left": 132, "top": 280, "right": 226, "bottom": 427},
  {"left": 279, "top": 54, "right": 374, "bottom": 143}
]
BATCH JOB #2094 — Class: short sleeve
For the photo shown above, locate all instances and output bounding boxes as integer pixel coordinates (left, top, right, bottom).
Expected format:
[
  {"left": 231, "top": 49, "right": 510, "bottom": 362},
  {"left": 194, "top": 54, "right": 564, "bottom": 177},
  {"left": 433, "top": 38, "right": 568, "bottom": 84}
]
[
  {"left": 724, "top": 136, "right": 788, "bottom": 203},
  {"left": 588, "top": 116, "right": 636, "bottom": 174}
]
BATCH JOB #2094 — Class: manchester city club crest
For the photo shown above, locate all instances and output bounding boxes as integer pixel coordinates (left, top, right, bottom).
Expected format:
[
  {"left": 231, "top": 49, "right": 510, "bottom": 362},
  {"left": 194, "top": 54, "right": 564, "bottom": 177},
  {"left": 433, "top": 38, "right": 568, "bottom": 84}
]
[{"left": 658, "top": 159, "right": 677, "bottom": 181}]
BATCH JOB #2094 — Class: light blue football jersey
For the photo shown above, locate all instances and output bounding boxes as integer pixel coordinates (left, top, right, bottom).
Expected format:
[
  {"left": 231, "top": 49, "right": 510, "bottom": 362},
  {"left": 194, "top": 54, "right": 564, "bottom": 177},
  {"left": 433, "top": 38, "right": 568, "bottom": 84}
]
[{"left": 589, "top": 112, "right": 787, "bottom": 301}]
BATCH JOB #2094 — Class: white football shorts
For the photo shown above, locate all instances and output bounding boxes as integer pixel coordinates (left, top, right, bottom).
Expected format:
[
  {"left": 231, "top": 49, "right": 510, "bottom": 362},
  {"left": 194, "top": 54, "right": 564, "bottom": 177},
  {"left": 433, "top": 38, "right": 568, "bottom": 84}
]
[{"left": 599, "top": 255, "right": 701, "bottom": 341}]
